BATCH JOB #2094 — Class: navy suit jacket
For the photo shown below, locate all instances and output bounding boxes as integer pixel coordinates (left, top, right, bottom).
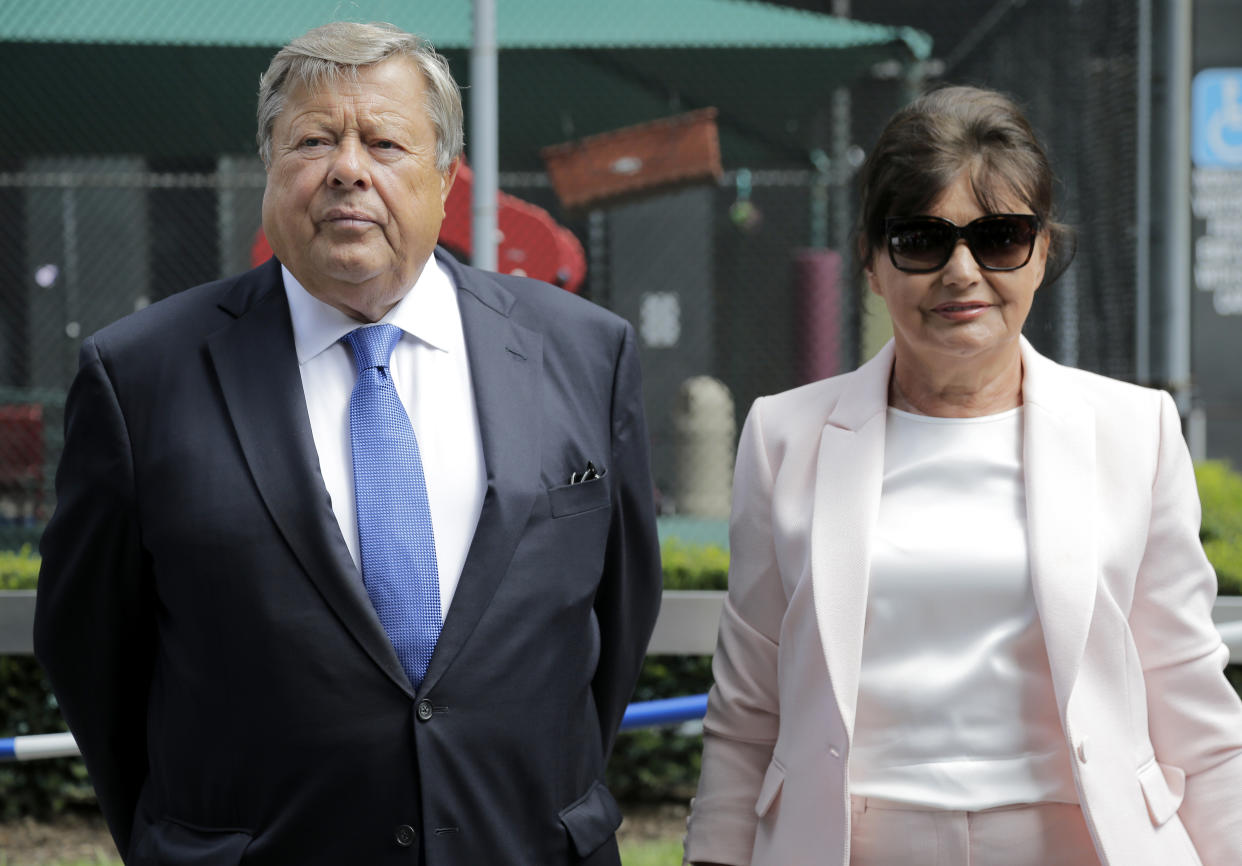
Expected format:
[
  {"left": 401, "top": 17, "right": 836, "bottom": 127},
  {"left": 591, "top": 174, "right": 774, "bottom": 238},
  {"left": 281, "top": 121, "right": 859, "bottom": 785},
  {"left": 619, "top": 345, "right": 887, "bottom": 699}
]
[{"left": 34, "top": 249, "right": 663, "bottom": 865}]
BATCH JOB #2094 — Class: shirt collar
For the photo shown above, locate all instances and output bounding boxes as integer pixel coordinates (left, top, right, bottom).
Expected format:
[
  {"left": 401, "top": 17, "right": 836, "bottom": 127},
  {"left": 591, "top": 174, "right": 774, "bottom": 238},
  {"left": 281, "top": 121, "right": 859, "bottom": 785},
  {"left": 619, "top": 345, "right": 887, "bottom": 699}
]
[{"left": 282, "top": 258, "right": 458, "bottom": 364}]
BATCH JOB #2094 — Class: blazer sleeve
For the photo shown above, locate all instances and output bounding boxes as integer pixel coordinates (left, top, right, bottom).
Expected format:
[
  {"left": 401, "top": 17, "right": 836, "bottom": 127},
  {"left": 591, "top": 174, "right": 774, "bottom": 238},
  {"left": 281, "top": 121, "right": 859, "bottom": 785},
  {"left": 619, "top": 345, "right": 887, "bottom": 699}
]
[
  {"left": 685, "top": 399, "right": 786, "bottom": 865},
  {"left": 591, "top": 322, "right": 663, "bottom": 761},
  {"left": 1129, "top": 391, "right": 1242, "bottom": 866},
  {"left": 33, "top": 338, "right": 155, "bottom": 858}
]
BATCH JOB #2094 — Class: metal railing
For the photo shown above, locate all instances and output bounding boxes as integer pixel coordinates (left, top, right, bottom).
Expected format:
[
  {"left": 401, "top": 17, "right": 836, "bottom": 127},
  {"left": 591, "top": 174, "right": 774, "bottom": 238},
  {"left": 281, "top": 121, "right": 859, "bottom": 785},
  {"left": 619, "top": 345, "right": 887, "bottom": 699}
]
[{"left": 0, "top": 695, "right": 713, "bottom": 762}]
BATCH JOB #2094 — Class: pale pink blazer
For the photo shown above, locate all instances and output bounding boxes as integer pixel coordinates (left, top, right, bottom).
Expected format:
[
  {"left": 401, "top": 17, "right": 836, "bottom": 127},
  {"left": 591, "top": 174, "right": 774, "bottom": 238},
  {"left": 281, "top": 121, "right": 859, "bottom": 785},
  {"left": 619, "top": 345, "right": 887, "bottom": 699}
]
[{"left": 685, "top": 338, "right": 1242, "bottom": 866}]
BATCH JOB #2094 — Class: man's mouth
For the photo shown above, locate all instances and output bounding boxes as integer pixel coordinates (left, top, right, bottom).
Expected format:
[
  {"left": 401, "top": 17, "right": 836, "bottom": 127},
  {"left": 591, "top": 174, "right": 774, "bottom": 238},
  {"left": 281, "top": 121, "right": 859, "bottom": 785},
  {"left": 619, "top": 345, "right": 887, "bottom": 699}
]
[{"left": 323, "top": 208, "right": 376, "bottom": 226}]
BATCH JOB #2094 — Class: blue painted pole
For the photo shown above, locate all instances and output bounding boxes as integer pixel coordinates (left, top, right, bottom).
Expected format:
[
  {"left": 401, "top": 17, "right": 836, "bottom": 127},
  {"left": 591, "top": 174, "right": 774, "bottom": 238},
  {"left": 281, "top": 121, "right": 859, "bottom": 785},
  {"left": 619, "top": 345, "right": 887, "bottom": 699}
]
[
  {"left": 619, "top": 694, "right": 709, "bottom": 731},
  {"left": 3, "top": 695, "right": 712, "bottom": 762},
  {"left": 0, "top": 732, "right": 79, "bottom": 762}
]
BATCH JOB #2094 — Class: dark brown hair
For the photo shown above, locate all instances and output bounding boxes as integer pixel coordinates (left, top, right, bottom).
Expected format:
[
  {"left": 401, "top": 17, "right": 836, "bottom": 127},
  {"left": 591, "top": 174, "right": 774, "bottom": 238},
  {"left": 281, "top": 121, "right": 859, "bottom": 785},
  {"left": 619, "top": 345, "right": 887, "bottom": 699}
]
[{"left": 855, "top": 85, "right": 1073, "bottom": 282}]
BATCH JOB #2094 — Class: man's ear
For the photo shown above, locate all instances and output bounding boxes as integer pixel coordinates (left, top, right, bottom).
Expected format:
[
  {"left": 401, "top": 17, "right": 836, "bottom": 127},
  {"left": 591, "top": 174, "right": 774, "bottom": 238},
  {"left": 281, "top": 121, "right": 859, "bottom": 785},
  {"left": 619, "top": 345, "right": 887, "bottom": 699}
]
[{"left": 440, "top": 157, "right": 460, "bottom": 210}]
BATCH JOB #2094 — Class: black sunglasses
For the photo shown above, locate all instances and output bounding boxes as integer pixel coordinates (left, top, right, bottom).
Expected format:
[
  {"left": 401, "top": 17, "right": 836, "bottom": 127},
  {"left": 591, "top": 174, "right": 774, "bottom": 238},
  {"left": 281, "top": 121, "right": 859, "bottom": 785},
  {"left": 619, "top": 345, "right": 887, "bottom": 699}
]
[{"left": 885, "top": 214, "right": 1041, "bottom": 273}]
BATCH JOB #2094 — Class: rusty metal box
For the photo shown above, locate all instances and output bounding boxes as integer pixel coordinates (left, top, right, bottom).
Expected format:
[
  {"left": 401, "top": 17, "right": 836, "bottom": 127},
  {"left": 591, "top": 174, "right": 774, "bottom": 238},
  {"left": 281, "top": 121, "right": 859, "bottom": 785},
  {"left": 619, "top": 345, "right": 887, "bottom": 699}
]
[{"left": 541, "top": 108, "right": 722, "bottom": 211}]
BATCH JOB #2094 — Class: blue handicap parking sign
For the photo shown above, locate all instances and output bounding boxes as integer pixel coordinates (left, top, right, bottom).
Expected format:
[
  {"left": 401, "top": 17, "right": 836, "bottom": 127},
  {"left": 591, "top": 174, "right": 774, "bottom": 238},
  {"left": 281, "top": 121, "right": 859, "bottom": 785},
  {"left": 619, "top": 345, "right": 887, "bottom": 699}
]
[{"left": 1193, "top": 68, "right": 1242, "bottom": 167}]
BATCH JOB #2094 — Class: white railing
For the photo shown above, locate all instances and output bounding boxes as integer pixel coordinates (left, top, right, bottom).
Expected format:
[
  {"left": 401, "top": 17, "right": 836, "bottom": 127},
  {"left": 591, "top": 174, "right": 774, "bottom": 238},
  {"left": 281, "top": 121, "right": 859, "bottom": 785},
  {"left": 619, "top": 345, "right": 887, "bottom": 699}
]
[
  {"left": 4, "top": 589, "right": 1242, "bottom": 659},
  {"left": 5, "top": 589, "right": 1242, "bottom": 659}
]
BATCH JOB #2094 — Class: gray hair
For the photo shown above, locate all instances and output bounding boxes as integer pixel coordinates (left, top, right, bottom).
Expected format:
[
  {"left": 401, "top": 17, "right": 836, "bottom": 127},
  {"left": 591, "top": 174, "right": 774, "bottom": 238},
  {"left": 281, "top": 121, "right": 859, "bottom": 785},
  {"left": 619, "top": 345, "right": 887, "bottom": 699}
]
[{"left": 256, "top": 21, "right": 464, "bottom": 171}]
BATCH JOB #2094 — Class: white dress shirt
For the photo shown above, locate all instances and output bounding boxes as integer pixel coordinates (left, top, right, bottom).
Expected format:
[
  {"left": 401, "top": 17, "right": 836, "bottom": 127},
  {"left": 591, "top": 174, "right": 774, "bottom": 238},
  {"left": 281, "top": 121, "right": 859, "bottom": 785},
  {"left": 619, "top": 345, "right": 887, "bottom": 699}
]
[
  {"left": 848, "top": 406, "right": 1077, "bottom": 810},
  {"left": 282, "top": 259, "right": 486, "bottom": 619}
]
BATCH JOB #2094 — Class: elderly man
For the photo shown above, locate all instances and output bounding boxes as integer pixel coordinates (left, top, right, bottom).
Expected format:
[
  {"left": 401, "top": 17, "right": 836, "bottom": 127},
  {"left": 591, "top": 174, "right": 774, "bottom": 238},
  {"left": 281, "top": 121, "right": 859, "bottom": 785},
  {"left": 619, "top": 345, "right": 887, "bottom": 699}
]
[{"left": 34, "top": 21, "right": 661, "bottom": 866}]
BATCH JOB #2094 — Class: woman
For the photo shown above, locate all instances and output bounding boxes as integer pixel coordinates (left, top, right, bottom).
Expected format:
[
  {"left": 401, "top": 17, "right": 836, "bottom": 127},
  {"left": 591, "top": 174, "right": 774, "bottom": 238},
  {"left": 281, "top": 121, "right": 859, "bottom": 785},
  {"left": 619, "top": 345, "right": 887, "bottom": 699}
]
[{"left": 684, "top": 86, "right": 1242, "bottom": 866}]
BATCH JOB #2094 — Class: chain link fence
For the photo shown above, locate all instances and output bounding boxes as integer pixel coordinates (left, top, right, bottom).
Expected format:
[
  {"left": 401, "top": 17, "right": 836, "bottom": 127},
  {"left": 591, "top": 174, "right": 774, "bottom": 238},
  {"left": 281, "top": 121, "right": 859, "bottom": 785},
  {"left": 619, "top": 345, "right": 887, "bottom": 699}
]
[
  {"left": 847, "top": 0, "right": 1142, "bottom": 380},
  {"left": 0, "top": 0, "right": 1144, "bottom": 540}
]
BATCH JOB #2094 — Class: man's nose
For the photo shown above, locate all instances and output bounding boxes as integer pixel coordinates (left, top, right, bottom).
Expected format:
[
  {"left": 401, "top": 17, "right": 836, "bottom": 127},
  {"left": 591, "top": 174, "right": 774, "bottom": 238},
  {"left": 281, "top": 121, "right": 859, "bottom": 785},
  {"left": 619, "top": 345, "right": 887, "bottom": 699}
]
[{"left": 327, "top": 138, "right": 370, "bottom": 189}]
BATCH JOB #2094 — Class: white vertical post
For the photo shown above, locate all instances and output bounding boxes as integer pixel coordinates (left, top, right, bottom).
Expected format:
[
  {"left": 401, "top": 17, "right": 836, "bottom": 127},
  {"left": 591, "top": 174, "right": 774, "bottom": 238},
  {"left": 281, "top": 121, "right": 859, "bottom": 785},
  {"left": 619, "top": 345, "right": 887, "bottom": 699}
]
[{"left": 470, "top": 0, "right": 498, "bottom": 272}]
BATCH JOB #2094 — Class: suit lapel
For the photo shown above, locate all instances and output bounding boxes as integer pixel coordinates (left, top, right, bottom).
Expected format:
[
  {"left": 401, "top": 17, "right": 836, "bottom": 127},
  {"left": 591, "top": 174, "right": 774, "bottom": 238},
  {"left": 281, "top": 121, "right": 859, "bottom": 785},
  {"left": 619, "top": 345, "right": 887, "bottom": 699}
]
[
  {"left": 1020, "top": 338, "right": 1098, "bottom": 713},
  {"left": 420, "top": 253, "right": 542, "bottom": 694},
  {"left": 810, "top": 342, "right": 893, "bottom": 737},
  {"left": 206, "top": 262, "right": 412, "bottom": 695}
]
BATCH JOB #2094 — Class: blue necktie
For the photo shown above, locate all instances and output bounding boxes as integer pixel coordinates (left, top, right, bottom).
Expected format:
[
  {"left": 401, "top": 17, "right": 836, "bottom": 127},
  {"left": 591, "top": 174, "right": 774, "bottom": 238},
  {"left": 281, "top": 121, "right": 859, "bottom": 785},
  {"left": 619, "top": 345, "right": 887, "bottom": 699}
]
[{"left": 342, "top": 324, "right": 441, "bottom": 689}]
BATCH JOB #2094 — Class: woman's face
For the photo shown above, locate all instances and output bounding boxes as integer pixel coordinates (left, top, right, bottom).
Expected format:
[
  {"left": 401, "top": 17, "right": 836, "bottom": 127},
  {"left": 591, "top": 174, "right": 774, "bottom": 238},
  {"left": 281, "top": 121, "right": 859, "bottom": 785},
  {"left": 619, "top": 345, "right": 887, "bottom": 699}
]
[{"left": 866, "top": 171, "right": 1048, "bottom": 376}]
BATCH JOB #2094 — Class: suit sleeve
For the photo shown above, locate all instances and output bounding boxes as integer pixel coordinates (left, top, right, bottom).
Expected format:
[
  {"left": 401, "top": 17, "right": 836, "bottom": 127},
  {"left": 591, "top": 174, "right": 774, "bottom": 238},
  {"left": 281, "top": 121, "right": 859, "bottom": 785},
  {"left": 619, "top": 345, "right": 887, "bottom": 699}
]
[
  {"left": 685, "top": 399, "right": 785, "bottom": 866},
  {"left": 1130, "top": 391, "right": 1242, "bottom": 866},
  {"left": 34, "top": 338, "right": 154, "bottom": 858},
  {"left": 591, "top": 322, "right": 663, "bottom": 761}
]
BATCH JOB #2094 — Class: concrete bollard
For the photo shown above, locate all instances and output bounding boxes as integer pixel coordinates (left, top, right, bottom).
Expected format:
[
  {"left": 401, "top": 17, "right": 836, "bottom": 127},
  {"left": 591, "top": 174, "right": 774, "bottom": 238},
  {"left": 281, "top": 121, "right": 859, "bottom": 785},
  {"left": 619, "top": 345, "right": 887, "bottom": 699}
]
[{"left": 674, "top": 376, "right": 735, "bottom": 518}]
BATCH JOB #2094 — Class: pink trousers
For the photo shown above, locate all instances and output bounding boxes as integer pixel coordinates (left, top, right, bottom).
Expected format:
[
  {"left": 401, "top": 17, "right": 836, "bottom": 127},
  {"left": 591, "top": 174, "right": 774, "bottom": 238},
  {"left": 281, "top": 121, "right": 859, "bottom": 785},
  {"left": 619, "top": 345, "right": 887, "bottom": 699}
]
[{"left": 849, "top": 796, "right": 1101, "bottom": 866}]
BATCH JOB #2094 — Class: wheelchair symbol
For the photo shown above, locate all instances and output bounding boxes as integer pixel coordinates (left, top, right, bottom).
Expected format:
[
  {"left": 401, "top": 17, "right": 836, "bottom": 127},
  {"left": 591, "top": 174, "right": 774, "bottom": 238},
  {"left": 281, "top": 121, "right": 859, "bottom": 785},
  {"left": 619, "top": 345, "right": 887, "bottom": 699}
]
[
  {"left": 1208, "top": 79, "right": 1242, "bottom": 163},
  {"left": 1194, "top": 69, "right": 1242, "bottom": 167}
]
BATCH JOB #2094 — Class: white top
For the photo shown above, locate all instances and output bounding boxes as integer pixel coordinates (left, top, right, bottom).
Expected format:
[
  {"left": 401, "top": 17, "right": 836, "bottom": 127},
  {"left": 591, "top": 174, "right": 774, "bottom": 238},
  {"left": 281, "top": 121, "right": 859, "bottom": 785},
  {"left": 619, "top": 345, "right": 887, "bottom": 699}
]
[
  {"left": 848, "top": 407, "right": 1077, "bottom": 810},
  {"left": 283, "top": 260, "right": 486, "bottom": 619}
]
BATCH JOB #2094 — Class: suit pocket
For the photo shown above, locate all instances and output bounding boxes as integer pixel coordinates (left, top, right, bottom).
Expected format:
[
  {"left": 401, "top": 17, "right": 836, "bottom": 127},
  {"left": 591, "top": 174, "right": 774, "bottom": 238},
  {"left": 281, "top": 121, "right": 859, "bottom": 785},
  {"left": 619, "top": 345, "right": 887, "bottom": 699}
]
[
  {"left": 548, "top": 478, "right": 610, "bottom": 518},
  {"left": 559, "top": 779, "right": 623, "bottom": 857},
  {"left": 1137, "top": 757, "right": 1186, "bottom": 826},
  {"left": 754, "top": 756, "right": 786, "bottom": 818},
  {"left": 129, "top": 818, "right": 253, "bottom": 866}
]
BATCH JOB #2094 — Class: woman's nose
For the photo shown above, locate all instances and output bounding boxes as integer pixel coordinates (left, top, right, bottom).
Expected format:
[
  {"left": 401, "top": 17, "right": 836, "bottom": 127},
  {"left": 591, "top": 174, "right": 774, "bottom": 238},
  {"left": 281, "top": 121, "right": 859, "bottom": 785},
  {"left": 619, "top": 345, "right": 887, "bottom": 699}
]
[{"left": 940, "top": 240, "right": 981, "bottom": 286}]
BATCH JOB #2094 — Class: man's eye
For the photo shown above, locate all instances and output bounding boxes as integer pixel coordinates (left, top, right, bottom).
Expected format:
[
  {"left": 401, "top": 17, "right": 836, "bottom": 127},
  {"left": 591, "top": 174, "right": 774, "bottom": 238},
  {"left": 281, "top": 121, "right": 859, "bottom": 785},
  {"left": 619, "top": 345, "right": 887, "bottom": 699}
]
[
  {"left": 301, "top": 137, "right": 326, "bottom": 148},
  {"left": 374, "top": 140, "right": 396, "bottom": 149}
]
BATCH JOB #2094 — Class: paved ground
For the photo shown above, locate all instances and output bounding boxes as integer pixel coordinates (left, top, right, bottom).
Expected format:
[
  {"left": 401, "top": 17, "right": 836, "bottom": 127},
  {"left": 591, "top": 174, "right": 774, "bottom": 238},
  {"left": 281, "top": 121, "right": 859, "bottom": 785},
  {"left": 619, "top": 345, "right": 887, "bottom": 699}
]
[
  {"left": 619, "top": 801, "right": 690, "bottom": 846},
  {"left": 0, "top": 812, "right": 118, "bottom": 864}
]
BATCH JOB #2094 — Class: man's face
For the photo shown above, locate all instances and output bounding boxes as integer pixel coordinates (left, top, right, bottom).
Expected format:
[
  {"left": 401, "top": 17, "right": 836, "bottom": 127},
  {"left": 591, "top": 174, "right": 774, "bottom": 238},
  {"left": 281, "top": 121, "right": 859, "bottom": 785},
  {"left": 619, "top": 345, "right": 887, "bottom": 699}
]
[{"left": 261, "top": 57, "right": 457, "bottom": 322}]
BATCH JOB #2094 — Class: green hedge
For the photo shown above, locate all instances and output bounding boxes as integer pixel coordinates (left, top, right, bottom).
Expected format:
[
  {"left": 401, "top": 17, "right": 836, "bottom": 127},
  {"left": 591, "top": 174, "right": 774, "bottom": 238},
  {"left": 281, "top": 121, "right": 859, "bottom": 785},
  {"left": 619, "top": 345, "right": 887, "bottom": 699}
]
[
  {"left": 606, "top": 541, "right": 727, "bottom": 803},
  {"left": 1, "top": 546, "right": 95, "bottom": 818},
  {"left": 0, "top": 658, "right": 93, "bottom": 819},
  {"left": 1197, "top": 460, "right": 1242, "bottom": 595},
  {"left": 657, "top": 540, "right": 729, "bottom": 591},
  {"left": 0, "top": 545, "right": 41, "bottom": 590}
]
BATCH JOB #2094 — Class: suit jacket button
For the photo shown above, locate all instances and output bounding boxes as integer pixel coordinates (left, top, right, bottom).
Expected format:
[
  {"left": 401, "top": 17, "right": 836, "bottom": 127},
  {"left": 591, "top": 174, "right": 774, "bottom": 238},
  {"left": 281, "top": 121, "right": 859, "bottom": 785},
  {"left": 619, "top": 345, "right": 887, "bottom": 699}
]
[
  {"left": 417, "top": 699, "right": 434, "bottom": 722},
  {"left": 395, "top": 824, "right": 417, "bottom": 847},
  {"left": 1076, "top": 738, "right": 1089, "bottom": 763}
]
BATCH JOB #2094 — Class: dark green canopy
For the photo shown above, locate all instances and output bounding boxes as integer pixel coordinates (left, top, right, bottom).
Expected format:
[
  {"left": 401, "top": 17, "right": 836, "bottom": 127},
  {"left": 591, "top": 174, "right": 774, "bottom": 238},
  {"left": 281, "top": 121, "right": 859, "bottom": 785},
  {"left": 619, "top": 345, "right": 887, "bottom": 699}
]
[{"left": 2, "top": 0, "right": 930, "bottom": 168}]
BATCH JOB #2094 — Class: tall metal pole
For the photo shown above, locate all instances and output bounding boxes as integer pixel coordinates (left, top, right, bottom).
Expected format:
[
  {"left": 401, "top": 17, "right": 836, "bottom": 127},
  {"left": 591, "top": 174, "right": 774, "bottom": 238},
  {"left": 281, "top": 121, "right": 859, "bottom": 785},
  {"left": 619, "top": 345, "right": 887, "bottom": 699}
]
[
  {"left": 1135, "top": 0, "right": 1152, "bottom": 385},
  {"left": 829, "top": 0, "right": 853, "bottom": 367},
  {"left": 1162, "top": 0, "right": 1193, "bottom": 413},
  {"left": 470, "top": 0, "right": 498, "bottom": 272}
]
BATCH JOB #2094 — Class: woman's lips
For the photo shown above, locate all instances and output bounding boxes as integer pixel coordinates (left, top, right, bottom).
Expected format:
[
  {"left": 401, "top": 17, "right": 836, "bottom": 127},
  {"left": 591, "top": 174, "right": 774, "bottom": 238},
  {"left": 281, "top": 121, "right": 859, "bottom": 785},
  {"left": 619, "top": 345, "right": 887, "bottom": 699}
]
[{"left": 932, "top": 301, "right": 991, "bottom": 321}]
